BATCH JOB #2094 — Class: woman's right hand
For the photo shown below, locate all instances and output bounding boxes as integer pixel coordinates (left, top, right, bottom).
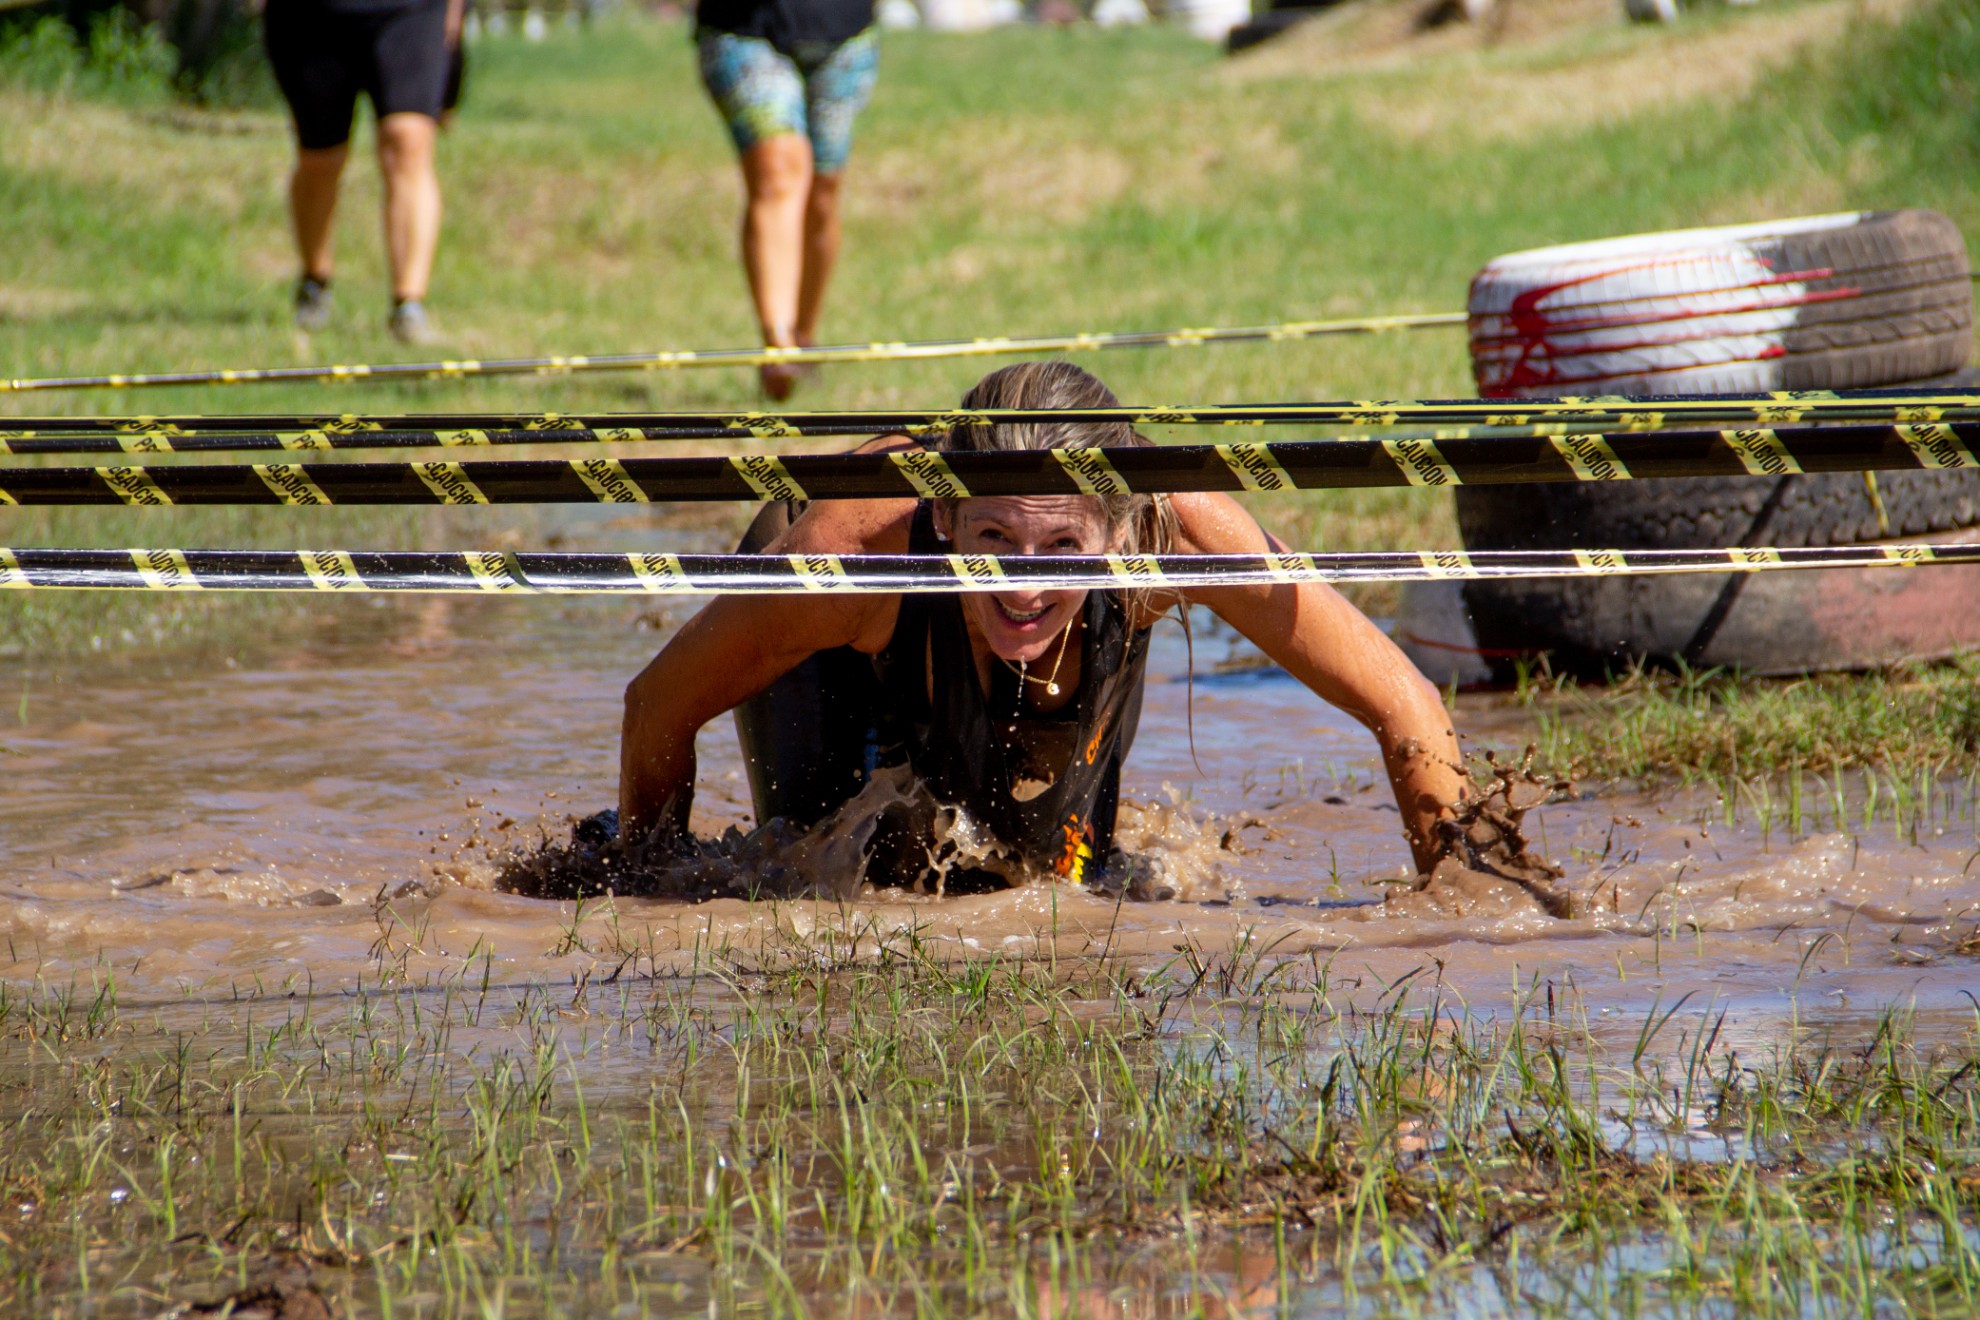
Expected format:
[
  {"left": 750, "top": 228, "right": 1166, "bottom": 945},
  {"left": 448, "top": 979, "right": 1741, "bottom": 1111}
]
[{"left": 616, "top": 677, "right": 701, "bottom": 846}]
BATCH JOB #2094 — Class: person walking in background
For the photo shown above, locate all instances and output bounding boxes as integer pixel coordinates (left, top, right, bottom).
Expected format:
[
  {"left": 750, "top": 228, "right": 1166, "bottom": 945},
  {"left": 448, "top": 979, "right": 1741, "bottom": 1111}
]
[
  {"left": 696, "top": 0, "right": 880, "bottom": 399},
  {"left": 265, "top": 0, "right": 463, "bottom": 343}
]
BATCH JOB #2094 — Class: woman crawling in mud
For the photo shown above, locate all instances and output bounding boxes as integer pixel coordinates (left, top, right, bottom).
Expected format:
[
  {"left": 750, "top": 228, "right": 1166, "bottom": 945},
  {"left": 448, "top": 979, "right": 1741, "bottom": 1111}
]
[{"left": 613, "top": 361, "right": 1468, "bottom": 896}]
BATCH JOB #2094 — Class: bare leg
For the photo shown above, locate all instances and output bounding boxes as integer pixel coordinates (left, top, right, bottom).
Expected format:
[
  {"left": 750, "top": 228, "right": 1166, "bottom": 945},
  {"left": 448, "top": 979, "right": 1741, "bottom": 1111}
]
[
  {"left": 290, "top": 143, "right": 350, "bottom": 282},
  {"left": 739, "top": 134, "right": 813, "bottom": 400},
  {"left": 376, "top": 111, "right": 442, "bottom": 303},
  {"left": 794, "top": 170, "right": 843, "bottom": 348}
]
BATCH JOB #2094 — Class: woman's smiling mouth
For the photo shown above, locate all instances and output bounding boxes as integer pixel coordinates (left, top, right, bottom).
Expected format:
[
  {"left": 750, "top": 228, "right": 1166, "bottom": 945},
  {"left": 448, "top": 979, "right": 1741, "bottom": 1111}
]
[{"left": 994, "top": 599, "right": 1050, "bottom": 626}]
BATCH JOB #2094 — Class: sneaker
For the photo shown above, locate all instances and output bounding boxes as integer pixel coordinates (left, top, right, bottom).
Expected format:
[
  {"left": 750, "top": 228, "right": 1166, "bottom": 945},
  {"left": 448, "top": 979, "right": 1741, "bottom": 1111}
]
[
  {"left": 389, "top": 298, "right": 442, "bottom": 346},
  {"left": 573, "top": 808, "right": 620, "bottom": 851},
  {"left": 293, "top": 275, "right": 332, "bottom": 332}
]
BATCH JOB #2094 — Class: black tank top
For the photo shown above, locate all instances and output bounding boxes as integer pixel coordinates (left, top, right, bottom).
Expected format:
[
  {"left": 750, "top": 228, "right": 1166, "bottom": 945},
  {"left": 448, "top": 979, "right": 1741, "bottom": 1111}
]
[
  {"left": 872, "top": 507, "right": 1150, "bottom": 884},
  {"left": 696, "top": 0, "right": 874, "bottom": 53}
]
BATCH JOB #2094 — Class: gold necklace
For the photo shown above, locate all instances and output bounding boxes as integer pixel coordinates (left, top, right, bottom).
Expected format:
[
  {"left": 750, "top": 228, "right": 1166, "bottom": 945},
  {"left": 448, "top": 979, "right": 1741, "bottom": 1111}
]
[{"left": 1004, "top": 615, "right": 1077, "bottom": 698}]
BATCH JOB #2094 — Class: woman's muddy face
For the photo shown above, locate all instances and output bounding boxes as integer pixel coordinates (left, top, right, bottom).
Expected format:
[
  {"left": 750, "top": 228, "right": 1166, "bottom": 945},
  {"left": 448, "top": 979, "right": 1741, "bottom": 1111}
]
[{"left": 937, "top": 496, "right": 1118, "bottom": 663}]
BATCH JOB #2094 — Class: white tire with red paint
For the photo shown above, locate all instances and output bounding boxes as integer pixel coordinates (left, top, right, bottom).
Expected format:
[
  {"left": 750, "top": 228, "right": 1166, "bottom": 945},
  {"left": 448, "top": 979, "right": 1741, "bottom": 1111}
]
[
  {"left": 1467, "top": 210, "right": 1971, "bottom": 397},
  {"left": 1434, "top": 210, "right": 1980, "bottom": 681}
]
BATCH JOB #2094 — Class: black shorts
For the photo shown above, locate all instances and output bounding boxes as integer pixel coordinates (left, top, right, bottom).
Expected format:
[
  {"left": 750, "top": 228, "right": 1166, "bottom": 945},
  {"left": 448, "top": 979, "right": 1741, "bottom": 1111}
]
[{"left": 264, "top": 0, "right": 450, "bottom": 151}]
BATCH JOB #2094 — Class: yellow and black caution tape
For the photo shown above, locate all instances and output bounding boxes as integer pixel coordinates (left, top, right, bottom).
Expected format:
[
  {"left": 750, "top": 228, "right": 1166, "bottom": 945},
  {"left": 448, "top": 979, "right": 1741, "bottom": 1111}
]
[
  {"left": 0, "top": 422, "right": 884, "bottom": 456},
  {"left": 1, "top": 422, "right": 1971, "bottom": 507},
  {"left": 0, "top": 413, "right": 1958, "bottom": 459},
  {"left": 6, "top": 388, "right": 1979, "bottom": 442},
  {"left": 0, "top": 313, "right": 1466, "bottom": 395},
  {"left": 1, "top": 543, "right": 1971, "bottom": 595}
]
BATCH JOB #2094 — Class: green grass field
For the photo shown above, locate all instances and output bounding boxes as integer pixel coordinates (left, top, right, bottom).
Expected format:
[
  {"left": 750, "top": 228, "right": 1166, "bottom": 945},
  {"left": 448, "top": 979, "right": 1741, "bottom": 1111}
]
[{"left": 3, "top": 0, "right": 1976, "bottom": 657}]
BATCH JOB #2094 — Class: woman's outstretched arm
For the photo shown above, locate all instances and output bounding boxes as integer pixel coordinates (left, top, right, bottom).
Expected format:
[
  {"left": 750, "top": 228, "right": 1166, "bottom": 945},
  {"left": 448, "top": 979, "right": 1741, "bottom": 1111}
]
[
  {"left": 618, "top": 496, "right": 912, "bottom": 841},
  {"left": 1167, "top": 492, "right": 1466, "bottom": 874}
]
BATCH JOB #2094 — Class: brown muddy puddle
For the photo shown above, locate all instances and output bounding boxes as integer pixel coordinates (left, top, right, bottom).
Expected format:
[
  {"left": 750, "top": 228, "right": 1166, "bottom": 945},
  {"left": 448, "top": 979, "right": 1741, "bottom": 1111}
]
[{"left": 3, "top": 581, "right": 1978, "bottom": 1040}]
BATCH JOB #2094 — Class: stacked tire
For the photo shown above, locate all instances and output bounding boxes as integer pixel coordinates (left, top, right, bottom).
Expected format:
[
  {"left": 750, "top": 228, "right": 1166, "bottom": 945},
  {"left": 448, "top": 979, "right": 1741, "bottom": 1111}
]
[{"left": 1453, "top": 210, "right": 1980, "bottom": 678}]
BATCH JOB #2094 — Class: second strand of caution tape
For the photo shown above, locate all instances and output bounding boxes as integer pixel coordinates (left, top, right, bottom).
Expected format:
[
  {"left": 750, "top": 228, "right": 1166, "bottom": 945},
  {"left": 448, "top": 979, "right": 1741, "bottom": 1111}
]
[{"left": 0, "top": 423, "right": 1972, "bottom": 506}]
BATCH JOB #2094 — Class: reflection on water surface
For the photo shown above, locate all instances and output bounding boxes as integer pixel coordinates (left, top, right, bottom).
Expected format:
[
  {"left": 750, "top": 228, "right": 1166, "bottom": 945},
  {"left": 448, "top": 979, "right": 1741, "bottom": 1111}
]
[{"left": 3, "top": 591, "right": 1976, "bottom": 1022}]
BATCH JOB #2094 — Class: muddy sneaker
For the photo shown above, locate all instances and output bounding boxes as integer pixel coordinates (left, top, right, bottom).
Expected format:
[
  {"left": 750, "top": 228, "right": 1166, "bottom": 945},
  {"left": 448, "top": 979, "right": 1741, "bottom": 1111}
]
[
  {"left": 573, "top": 808, "right": 620, "bottom": 850},
  {"left": 293, "top": 276, "right": 332, "bottom": 332},
  {"left": 388, "top": 298, "right": 441, "bottom": 346}
]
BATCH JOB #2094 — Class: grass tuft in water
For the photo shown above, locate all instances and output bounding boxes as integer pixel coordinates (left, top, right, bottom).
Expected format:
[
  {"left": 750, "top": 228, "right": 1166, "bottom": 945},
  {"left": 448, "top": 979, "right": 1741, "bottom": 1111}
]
[
  {"left": 1521, "top": 655, "right": 1980, "bottom": 786},
  {"left": 1, "top": 931, "right": 1977, "bottom": 1315}
]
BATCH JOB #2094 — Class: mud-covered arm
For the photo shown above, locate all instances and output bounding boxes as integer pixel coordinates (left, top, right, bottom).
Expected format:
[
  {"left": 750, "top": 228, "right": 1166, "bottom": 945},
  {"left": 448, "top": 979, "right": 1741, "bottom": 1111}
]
[
  {"left": 618, "top": 497, "right": 913, "bottom": 842},
  {"left": 1167, "top": 492, "right": 1465, "bottom": 873}
]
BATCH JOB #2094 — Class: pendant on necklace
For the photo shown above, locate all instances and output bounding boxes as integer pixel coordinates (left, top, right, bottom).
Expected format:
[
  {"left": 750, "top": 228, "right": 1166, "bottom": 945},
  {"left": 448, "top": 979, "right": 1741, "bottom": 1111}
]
[{"left": 1005, "top": 622, "right": 1072, "bottom": 703}]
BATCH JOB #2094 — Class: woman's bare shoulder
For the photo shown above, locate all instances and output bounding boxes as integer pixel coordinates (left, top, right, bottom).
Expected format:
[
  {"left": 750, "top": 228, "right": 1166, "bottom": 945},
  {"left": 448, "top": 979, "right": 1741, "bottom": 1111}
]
[
  {"left": 763, "top": 493, "right": 915, "bottom": 650},
  {"left": 1168, "top": 491, "right": 1269, "bottom": 554},
  {"left": 1116, "top": 493, "right": 1269, "bottom": 628}
]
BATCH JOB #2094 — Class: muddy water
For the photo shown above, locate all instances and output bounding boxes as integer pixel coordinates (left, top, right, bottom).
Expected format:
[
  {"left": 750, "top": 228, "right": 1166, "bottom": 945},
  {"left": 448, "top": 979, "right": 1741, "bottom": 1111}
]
[{"left": 3, "top": 578, "right": 1977, "bottom": 1037}]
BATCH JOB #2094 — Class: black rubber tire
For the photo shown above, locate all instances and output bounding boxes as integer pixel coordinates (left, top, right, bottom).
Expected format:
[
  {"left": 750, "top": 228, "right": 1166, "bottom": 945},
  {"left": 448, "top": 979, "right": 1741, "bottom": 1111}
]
[
  {"left": 1226, "top": 11, "right": 1317, "bottom": 52},
  {"left": 1458, "top": 469, "right": 1980, "bottom": 556},
  {"left": 1457, "top": 210, "right": 1978, "bottom": 677},
  {"left": 1456, "top": 469, "right": 1980, "bottom": 673}
]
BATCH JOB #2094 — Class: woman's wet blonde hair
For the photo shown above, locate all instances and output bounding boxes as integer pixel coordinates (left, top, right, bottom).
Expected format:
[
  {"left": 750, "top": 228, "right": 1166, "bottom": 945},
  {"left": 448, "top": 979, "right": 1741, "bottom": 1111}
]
[{"left": 934, "top": 360, "right": 1178, "bottom": 559}]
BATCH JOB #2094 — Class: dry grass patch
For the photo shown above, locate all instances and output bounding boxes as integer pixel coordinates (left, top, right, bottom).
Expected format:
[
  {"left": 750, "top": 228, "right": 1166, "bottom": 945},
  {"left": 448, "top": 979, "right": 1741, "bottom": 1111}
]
[
  {"left": 854, "top": 133, "right": 1138, "bottom": 231},
  {"left": 972, "top": 139, "right": 1137, "bottom": 225},
  {"left": 0, "top": 88, "right": 281, "bottom": 214},
  {"left": 0, "top": 285, "right": 90, "bottom": 322},
  {"left": 1232, "top": 0, "right": 1936, "bottom": 145},
  {"left": 1227, "top": 0, "right": 1616, "bottom": 83},
  {"left": 462, "top": 159, "right": 737, "bottom": 284},
  {"left": 856, "top": 106, "right": 1299, "bottom": 235}
]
